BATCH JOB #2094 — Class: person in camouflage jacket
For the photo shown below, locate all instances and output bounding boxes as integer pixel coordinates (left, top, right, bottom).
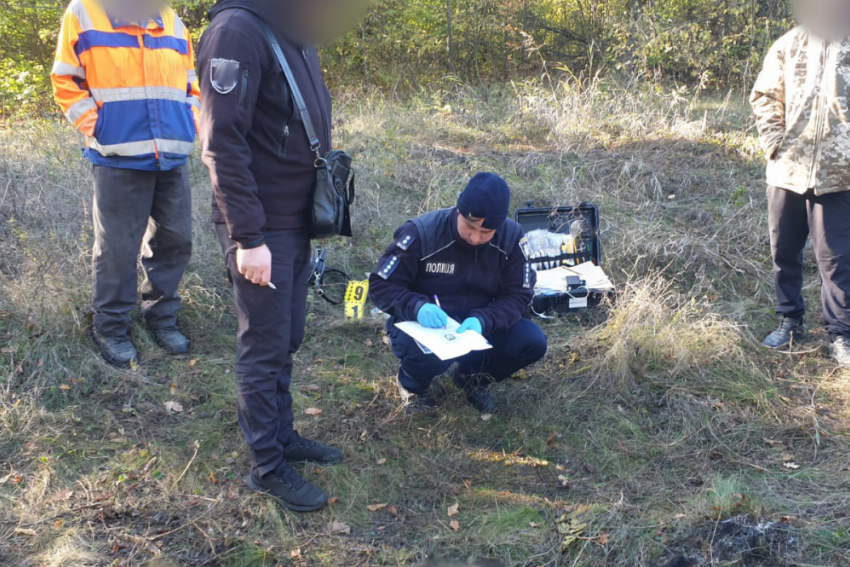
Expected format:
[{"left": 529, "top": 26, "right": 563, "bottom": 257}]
[{"left": 751, "top": 26, "right": 850, "bottom": 365}]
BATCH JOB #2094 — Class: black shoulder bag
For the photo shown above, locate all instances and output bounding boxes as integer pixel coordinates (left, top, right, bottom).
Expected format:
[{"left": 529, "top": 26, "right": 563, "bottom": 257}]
[{"left": 258, "top": 20, "right": 354, "bottom": 239}]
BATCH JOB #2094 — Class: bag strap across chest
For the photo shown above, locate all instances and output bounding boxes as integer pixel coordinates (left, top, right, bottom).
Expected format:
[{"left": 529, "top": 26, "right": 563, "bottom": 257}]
[{"left": 255, "top": 17, "right": 322, "bottom": 160}]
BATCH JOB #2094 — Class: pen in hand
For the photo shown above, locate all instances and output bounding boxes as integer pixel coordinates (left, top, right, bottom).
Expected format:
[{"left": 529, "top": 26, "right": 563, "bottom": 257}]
[{"left": 433, "top": 295, "right": 446, "bottom": 329}]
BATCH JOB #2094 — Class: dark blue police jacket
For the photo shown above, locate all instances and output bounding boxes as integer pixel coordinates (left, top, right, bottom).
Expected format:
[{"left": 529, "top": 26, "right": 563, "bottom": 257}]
[{"left": 369, "top": 207, "right": 535, "bottom": 337}]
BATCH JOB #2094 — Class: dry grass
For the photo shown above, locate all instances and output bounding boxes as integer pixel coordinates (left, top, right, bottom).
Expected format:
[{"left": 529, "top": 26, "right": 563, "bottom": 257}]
[{"left": 1, "top": 81, "right": 849, "bottom": 567}]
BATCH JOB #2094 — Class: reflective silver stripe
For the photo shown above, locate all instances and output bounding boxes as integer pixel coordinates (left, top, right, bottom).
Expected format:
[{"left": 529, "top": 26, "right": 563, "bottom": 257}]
[
  {"left": 65, "top": 97, "right": 97, "bottom": 123},
  {"left": 69, "top": 0, "right": 95, "bottom": 32},
  {"left": 52, "top": 61, "right": 86, "bottom": 79},
  {"left": 89, "top": 138, "right": 194, "bottom": 157},
  {"left": 187, "top": 96, "right": 200, "bottom": 110},
  {"left": 172, "top": 14, "right": 186, "bottom": 40},
  {"left": 187, "top": 70, "right": 197, "bottom": 83},
  {"left": 157, "top": 139, "right": 195, "bottom": 154},
  {"left": 90, "top": 86, "right": 187, "bottom": 104}
]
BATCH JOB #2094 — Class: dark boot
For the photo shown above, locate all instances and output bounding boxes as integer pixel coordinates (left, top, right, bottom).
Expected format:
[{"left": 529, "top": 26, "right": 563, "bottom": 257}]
[
  {"left": 762, "top": 317, "right": 804, "bottom": 349},
  {"left": 830, "top": 336, "right": 850, "bottom": 367},
  {"left": 151, "top": 326, "right": 190, "bottom": 355},
  {"left": 90, "top": 329, "right": 139, "bottom": 368},
  {"left": 282, "top": 435, "right": 343, "bottom": 464},
  {"left": 246, "top": 463, "right": 328, "bottom": 512},
  {"left": 465, "top": 386, "right": 496, "bottom": 414},
  {"left": 396, "top": 375, "right": 438, "bottom": 414}
]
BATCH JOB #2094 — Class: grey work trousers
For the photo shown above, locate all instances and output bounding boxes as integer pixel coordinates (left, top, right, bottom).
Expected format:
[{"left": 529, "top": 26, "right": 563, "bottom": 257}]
[
  {"left": 767, "top": 185, "right": 850, "bottom": 337},
  {"left": 92, "top": 164, "right": 193, "bottom": 337}
]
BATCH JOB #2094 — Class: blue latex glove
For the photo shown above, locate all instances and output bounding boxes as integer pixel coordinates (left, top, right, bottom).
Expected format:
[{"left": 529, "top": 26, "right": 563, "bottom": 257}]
[
  {"left": 457, "top": 317, "right": 483, "bottom": 335},
  {"left": 418, "top": 303, "right": 448, "bottom": 329}
]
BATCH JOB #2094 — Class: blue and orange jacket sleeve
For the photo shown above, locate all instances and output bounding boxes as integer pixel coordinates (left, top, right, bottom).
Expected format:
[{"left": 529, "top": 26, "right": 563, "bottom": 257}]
[
  {"left": 51, "top": 4, "right": 98, "bottom": 138},
  {"left": 185, "top": 24, "right": 201, "bottom": 134}
]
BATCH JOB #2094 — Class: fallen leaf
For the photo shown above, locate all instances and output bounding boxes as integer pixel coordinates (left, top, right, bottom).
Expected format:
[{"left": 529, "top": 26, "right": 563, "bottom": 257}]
[
  {"left": 480, "top": 413, "right": 493, "bottom": 421},
  {"left": 674, "top": 513, "right": 686, "bottom": 520},
  {"left": 529, "top": 522, "right": 541, "bottom": 528},
  {"left": 189, "top": 359, "right": 198, "bottom": 367},
  {"left": 46, "top": 490, "right": 73, "bottom": 504},
  {"left": 557, "top": 474, "right": 569, "bottom": 488},
  {"left": 784, "top": 462, "right": 800, "bottom": 470},
  {"left": 328, "top": 497, "right": 338, "bottom": 505},
  {"left": 382, "top": 335, "right": 390, "bottom": 346},
  {"left": 449, "top": 520, "right": 460, "bottom": 531},
  {"left": 53, "top": 520, "right": 63, "bottom": 529},
  {"left": 781, "top": 453, "right": 795, "bottom": 462},
  {"left": 1, "top": 346, "right": 14, "bottom": 354},
  {"left": 598, "top": 531, "right": 609, "bottom": 546},
  {"left": 359, "top": 430, "right": 368, "bottom": 442},
  {"left": 376, "top": 458, "right": 387, "bottom": 465},
  {"left": 304, "top": 407, "right": 322, "bottom": 416},
  {"left": 170, "top": 384, "right": 177, "bottom": 396},
  {"left": 447, "top": 502, "right": 459, "bottom": 517},
  {"left": 387, "top": 505, "right": 398, "bottom": 517},
  {"left": 583, "top": 462, "right": 598, "bottom": 474},
  {"left": 367, "top": 503, "right": 388, "bottom": 512},
  {"left": 328, "top": 520, "right": 351, "bottom": 535},
  {"left": 290, "top": 548, "right": 302, "bottom": 559},
  {"left": 58, "top": 384, "right": 71, "bottom": 391},
  {"left": 364, "top": 339, "right": 373, "bottom": 347},
  {"left": 163, "top": 401, "right": 183, "bottom": 413},
  {"left": 306, "top": 384, "right": 321, "bottom": 392},
  {"left": 14, "top": 528, "right": 37, "bottom": 537}
]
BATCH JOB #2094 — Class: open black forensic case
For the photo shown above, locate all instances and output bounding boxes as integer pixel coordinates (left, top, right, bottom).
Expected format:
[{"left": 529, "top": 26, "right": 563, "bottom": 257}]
[{"left": 514, "top": 201, "right": 610, "bottom": 316}]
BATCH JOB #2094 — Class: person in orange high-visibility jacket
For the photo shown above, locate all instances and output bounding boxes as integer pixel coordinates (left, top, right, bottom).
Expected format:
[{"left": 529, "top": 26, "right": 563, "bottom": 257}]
[{"left": 51, "top": 0, "right": 200, "bottom": 367}]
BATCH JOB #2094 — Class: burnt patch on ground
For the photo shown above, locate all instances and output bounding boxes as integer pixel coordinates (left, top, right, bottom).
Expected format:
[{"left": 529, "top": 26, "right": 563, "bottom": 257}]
[{"left": 660, "top": 515, "right": 799, "bottom": 567}]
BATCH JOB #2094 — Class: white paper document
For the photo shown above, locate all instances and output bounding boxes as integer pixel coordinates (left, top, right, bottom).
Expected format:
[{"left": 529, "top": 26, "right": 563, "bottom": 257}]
[
  {"left": 534, "top": 262, "right": 614, "bottom": 293},
  {"left": 395, "top": 317, "right": 492, "bottom": 361},
  {"left": 569, "top": 262, "right": 615, "bottom": 291}
]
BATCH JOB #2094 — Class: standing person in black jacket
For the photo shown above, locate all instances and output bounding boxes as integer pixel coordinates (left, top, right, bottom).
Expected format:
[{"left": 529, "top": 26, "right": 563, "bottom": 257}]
[
  {"left": 198, "top": 0, "right": 342, "bottom": 512},
  {"left": 370, "top": 173, "right": 549, "bottom": 414}
]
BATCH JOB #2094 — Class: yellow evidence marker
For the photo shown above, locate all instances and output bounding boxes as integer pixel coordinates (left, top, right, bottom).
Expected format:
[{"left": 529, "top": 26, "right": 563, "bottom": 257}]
[{"left": 344, "top": 280, "right": 370, "bottom": 320}]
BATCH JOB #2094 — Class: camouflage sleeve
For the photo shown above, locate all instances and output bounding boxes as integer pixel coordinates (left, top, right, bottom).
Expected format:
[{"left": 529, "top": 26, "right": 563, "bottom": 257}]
[{"left": 750, "top": 40, "right": 787, "bottom": 159}]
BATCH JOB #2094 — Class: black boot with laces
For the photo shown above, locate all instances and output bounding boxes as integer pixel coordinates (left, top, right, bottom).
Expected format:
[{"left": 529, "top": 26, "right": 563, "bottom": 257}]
[
  {"left": 247, "top": 462, "right": 328, "bottom": 512},
  {"left": 282, "top": 435, "right": 343, "bottom": 464}
]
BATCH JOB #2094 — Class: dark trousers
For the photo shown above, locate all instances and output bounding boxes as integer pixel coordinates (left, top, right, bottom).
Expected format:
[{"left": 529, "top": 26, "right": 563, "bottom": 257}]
[
  {"left": 216, "top": 224, "right": 311, "bottom": 477},
  {"left": 92, "top": 165, "right": 192, "bottom": 337},
  {"left": 390, "top": 318, "right": 548, "bottom": 395},
  {"left": 768, "top": 185, "right": 850, "bottom": 336}
]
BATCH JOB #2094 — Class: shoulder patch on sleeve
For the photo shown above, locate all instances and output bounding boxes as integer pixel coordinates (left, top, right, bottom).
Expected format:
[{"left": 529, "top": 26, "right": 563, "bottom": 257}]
[
  {"left": 396, "top": 234, "right": 416, "bottom": 251},
  {"left": 523, "top": 262, "right": 533, "bottom": 289},
  {"left": 378, "top": 255, "right": 401, "bottom": 280},
  {"left": 210, "top": 58, "right": 241, "bottom": 95}
]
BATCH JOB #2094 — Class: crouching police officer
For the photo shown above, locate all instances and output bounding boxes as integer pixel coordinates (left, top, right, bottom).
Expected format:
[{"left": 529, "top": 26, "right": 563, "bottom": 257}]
[{"left": 370, "top": 173, "right": 548, "bottom": 413}]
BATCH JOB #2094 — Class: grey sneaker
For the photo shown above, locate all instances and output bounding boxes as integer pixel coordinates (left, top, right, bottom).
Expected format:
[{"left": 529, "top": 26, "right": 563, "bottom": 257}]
[
  {"left": 151, "top": 326, "right": 190, "bottom": 355},
  {"left": 90, "top": 329, "right": 139, "bottom": 368},
  {"left": 247, "top": 463, "right": 328, "bottom": 512},
  {"left": 830, "top": 336, "right": 850, "bottom": 367},
  {"left": 763, "top": 317, "right": 804, "bottom": 349}
]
